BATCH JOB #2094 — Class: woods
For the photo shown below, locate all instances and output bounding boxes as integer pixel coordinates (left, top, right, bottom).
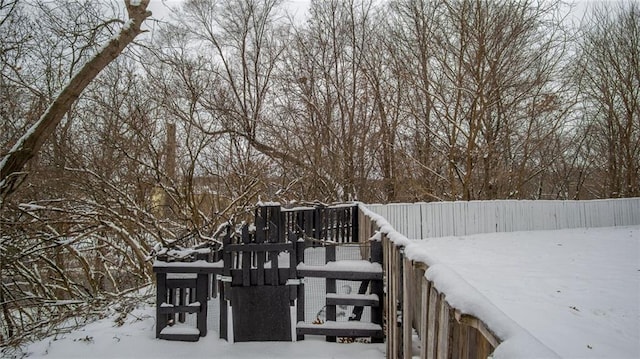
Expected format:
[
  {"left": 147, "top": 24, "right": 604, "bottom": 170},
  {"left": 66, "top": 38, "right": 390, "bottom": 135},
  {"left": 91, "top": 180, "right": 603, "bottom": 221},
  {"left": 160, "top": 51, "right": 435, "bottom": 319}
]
[{"left": 1, "top": 0, "right": 638, "bottom": 351}]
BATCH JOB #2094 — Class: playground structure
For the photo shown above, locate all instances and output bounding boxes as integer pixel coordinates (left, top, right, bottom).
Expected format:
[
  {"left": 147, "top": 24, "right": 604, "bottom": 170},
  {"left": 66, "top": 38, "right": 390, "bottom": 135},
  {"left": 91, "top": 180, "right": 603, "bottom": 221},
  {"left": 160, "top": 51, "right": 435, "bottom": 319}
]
[{"left": 153, "top": 203, "right": 383, "bottom": 343}]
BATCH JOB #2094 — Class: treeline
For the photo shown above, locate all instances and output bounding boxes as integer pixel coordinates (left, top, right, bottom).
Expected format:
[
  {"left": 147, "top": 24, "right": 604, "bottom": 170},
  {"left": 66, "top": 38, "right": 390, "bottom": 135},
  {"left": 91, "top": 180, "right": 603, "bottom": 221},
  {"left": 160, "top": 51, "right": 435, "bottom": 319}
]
[{"left": 0, "top": 0, "right": 638, "bottom": 349}]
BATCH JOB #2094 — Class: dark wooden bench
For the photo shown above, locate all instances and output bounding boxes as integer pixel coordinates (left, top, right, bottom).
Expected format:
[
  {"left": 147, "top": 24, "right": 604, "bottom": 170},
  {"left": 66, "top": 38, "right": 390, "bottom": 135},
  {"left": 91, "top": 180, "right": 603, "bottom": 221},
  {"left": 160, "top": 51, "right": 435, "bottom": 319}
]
[{"left": 153, "top": 259, "right": 224, "bottom": 341}]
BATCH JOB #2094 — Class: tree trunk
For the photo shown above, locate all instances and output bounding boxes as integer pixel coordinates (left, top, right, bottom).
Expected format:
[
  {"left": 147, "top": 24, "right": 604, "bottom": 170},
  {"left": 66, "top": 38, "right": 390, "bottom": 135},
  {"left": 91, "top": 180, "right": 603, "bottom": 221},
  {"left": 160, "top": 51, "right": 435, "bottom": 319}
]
[{"left": 0, "top": 0, "right": 151, "bottom": 201}]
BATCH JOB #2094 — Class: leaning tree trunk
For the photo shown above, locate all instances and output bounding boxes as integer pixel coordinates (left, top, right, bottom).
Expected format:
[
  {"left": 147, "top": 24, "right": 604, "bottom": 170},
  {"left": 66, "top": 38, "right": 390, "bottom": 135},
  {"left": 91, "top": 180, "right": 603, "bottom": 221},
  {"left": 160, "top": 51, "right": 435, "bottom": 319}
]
[{"left": 0, "top": 0, "right": 151, "bottom": 201}]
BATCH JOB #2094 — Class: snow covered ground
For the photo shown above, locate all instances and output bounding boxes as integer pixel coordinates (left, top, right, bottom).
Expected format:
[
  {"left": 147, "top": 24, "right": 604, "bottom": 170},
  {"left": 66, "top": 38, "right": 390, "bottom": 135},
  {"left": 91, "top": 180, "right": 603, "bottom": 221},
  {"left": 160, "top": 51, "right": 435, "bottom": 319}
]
[
  {"left": 20, "top": 291, "right": 385, "bottom": 359},
  {"left": 17, "top": 225, "right": 639, "bottom": 358},
  {"left": 404, "top": 225, "right": 640, "bottom": 358},
  {"left": 19, "top": 246, "right": 384, "bottom": 359}
]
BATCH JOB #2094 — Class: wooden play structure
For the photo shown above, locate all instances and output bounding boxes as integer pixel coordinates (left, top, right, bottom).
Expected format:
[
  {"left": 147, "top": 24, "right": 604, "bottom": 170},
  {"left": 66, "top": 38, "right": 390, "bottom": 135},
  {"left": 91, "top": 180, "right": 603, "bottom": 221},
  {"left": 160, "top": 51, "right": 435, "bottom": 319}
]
[{"left": 153, "top": 204, "right": 383, "bottom": 343}]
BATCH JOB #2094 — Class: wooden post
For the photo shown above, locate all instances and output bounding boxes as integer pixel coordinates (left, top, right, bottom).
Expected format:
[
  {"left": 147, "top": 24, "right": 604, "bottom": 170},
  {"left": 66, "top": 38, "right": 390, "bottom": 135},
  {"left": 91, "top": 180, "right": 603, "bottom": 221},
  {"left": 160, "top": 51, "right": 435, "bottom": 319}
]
[
  {"left": 351, "top": 205, "right": 359, "bottom": 243},
  {"left": 220, "top": 230, "right": 231, "bottom": 341},
  {"left": 197, "top": 273, "right": 208, "bottom": 336},
  {"left": 296, "top": 231, "right": 306, "bottom": 341},
  {"left": 326, "top": 241, "right": 336, "bottom": 342},
  {"left": 370, "top": 239, "right": 384, "bottom": 343},
  {"left": 256, "top": 211, "right": 266, "bottom": 286},
  {"left": 383, "top": 235, "right": 391, "bottom": 358},
  {"left": 156, "top": 273, "right": 167, "bottom": 338}
]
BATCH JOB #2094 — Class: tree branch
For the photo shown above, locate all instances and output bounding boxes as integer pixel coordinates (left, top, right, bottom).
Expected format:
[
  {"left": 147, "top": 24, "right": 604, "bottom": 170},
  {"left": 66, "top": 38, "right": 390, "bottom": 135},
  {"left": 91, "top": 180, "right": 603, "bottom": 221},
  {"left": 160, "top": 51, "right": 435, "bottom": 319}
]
[{"left": 0, "top": 0, "right": 151, "bottom": 201}]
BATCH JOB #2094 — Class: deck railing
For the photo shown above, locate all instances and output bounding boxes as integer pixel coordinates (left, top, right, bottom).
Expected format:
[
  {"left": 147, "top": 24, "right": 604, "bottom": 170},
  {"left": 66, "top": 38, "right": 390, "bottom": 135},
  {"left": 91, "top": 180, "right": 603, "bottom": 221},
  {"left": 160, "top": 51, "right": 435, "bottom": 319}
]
[
  {"left": 359, "top": 198, "right": 640, "bottom": 358},
  {"left": 360, "top": 207, "right": 498, "bottom": 358}
]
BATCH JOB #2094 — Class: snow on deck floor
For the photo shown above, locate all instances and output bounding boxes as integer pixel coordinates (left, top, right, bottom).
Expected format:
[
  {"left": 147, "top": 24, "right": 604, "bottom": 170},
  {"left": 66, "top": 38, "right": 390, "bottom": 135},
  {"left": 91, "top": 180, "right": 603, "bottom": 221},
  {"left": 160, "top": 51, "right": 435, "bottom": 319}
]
[
  {"left": 405, "top": 225, "right": 640, "bottom": 358},
  {"left": 21, "top": 296, "right": 385, "bottom": 359}
]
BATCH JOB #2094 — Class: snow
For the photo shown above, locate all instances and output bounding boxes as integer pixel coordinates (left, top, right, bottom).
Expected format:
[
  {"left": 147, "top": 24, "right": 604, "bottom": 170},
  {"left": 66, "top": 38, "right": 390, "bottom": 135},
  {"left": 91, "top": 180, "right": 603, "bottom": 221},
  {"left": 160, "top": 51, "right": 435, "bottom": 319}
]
[
  {"left": 297, "top": 260, "right": 382, "bottom": 273},
  {"left": 404, "top": 226, "right": 640, "bottom": 358},
  {"left": 326, "top": 293, "right": 379, "bottom": 301},
  {"left": 165, "top": 273, "right": 197, "bottom": 280},
  {"left": 21, "top": 294, "right": 385, "bottom": 359},
  {"left": 296, "top": 321, "right": 382, "bottom": 330},
  {"left": 153, "top": 259, "right": 224, "bottom": 268}
]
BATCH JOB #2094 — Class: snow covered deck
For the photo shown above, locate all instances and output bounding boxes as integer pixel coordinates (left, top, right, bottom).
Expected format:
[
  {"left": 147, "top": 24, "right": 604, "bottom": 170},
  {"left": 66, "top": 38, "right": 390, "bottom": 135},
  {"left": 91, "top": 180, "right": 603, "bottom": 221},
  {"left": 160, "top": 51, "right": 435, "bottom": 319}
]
[
  {"left": 403, "top": 226, "right": 640, "bottom": 358},
  {"left": 358, "top": 198, "right": 640, "bottom": 359}
]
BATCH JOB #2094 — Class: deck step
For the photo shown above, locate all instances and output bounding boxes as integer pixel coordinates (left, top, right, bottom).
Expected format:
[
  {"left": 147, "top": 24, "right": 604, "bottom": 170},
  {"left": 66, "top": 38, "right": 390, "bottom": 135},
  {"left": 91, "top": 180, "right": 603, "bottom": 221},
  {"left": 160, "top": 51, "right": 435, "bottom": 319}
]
[
  {"left": 158, "top": 301, "right": 201, "bottom": 314},
  {"left": 296, "top": 321, "right": 383, "bottom": 338},
  {"left": 158, "top": 324, "right": 200, "bottom": 341},
  {"left": 326, "top": 293, "right": 379, "bottom": 307},
  {"left": 297, "top": 260, "right": 383, "bottom": 280}
]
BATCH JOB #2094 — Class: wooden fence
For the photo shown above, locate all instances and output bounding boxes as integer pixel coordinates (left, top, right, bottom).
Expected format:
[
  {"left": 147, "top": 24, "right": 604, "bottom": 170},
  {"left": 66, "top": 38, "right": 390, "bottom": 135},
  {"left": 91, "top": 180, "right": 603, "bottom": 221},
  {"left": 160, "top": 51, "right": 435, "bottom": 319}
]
[{"left": 365, "top": 198, "right": 640, "bottom": 239}]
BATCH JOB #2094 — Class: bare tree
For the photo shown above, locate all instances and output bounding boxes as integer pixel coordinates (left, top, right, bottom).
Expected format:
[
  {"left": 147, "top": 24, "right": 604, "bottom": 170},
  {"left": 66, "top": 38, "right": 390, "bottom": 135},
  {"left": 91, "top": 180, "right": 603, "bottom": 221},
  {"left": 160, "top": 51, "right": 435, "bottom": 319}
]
[
  {"left": 574, "top": 1, "right": 640, "bottom": 198},
  {"left": 388, "top": 0, "right": 572, "bottom": 200},
  {"left": 0, "top": 0, "right": 151, "bottom": 201}
]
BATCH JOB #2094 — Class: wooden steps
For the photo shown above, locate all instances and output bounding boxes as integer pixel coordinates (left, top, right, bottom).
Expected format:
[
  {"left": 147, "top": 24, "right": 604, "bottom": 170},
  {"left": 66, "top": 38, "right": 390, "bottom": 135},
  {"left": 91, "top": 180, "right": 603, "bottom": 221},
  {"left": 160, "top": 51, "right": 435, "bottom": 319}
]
[
  {"left": 296, "top": 321, "right": 383, "bottom": 338},
  {"left": 296, "top": 259, "right": 384, "bottom": 341},
  {"left": 158, "top": 324, "right": 200, "bottom": 342}
]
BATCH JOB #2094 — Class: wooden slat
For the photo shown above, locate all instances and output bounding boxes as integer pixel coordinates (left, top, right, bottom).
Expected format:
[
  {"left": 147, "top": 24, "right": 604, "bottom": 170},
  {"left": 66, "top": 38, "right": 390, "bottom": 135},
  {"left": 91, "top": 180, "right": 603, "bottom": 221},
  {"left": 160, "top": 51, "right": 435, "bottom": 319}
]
[
  {"left": 437, "top": 295, "right": 451, "bottom": 359},
  {"left": 296, "top": 321, "right": 383, "bottom": 338},
  {"left": 383, "top": 235, "right": 391, "bottom": 358},
  {"left": 403, "top": 256, "right": 413, "bottom": 358},
  {"left": 455, "top": 311, "right": 500, "bottom": 349},
  {"left": 256, "top": 208, "right": 266, "bottom": 286},
  {"left": 420, "top": 277, "right": 430, "bottom": 359},
  {"left": 326, "top": 293, "right": 378, "bottom": 307},
  {"left": 158, "top": 304, "right": 200, "bottom": 314},
  {"left": 426, "top": 286, "right": 439, "bottom": 359},
  {"left": 241, "top": 225, "right": 251, "bottom": 287},
  {"left": 269, "top": 249, "right": 279, "bottom": 286},
  {"left": 325, "top": 243, "right": 337, "bottom": 342}
]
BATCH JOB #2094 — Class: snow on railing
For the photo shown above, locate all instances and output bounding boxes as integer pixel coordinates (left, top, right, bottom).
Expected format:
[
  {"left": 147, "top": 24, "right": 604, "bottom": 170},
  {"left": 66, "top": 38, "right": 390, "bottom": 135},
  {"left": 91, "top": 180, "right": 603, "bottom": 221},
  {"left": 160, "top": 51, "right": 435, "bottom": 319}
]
[{"left": 358, "top": 203, "right": 563, "bottom": 359}]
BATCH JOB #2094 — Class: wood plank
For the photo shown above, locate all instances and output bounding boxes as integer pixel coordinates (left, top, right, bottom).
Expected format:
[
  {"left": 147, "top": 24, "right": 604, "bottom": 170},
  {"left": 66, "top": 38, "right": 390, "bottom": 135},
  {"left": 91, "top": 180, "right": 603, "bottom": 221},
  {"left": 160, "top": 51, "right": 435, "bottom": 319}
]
[
  {"left": 325, "top": 244, "right": 336, "bottom": 342},
  {"left": 156, "top": 273, "right": 167, "bottom": 339},
  {"left": 388, "top": 241, "right": 397, "bottom": 359},
  {"left": 420, "top": 277, "right": 430, "bottom": 359},
  {"left": 437, "top": 295, "right": 451, "bottom": 359},
  {"left": 269, "top": 249, "right": 279, "bottom": 286},
  {"left": 158, "top": 332, "right": 200, "bottom": 342},
  {"left": 427, "top": 286, "right": 439, "bottom": 359},
  {"left": 326, "top": 293, "right": 378, "bottom": 307},
  {"left": 241, "top": 225, "right": 251, "bottom": 287},
  {"left": 296, "top": 321, "right": 383, "bottom": 338},
  {"left": 196, "top": 273, "right": 208, "bottom": 336},
  {"left": 158, "top": 304, "right": 200, "bottom": 314},
  {"left": 383, "top": 236, "right": 391, "bottom": 358},
  {"left": 255, "top": 208, "right": 266, "bottom": 285},
  {"left": 455, "top": 311, "right": 500, "bottom": 348},
  {"left": 403, "top": 256, "right": 413, "bottom": 359}
]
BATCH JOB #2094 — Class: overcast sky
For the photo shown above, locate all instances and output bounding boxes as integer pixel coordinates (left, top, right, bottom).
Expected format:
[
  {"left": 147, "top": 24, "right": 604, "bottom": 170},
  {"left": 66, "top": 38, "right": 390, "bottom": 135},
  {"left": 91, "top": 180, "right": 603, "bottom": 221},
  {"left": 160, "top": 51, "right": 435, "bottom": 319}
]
[{"left": 144, "top": 0, "right": 622, "bottom": 31}]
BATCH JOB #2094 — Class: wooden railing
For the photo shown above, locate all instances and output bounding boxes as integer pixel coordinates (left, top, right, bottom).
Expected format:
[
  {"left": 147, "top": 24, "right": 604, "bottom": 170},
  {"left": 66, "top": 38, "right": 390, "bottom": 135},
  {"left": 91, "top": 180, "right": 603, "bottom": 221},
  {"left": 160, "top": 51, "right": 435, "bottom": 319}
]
[{"left": 359, "top": 206, "right": 499, "bottom": 359}]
